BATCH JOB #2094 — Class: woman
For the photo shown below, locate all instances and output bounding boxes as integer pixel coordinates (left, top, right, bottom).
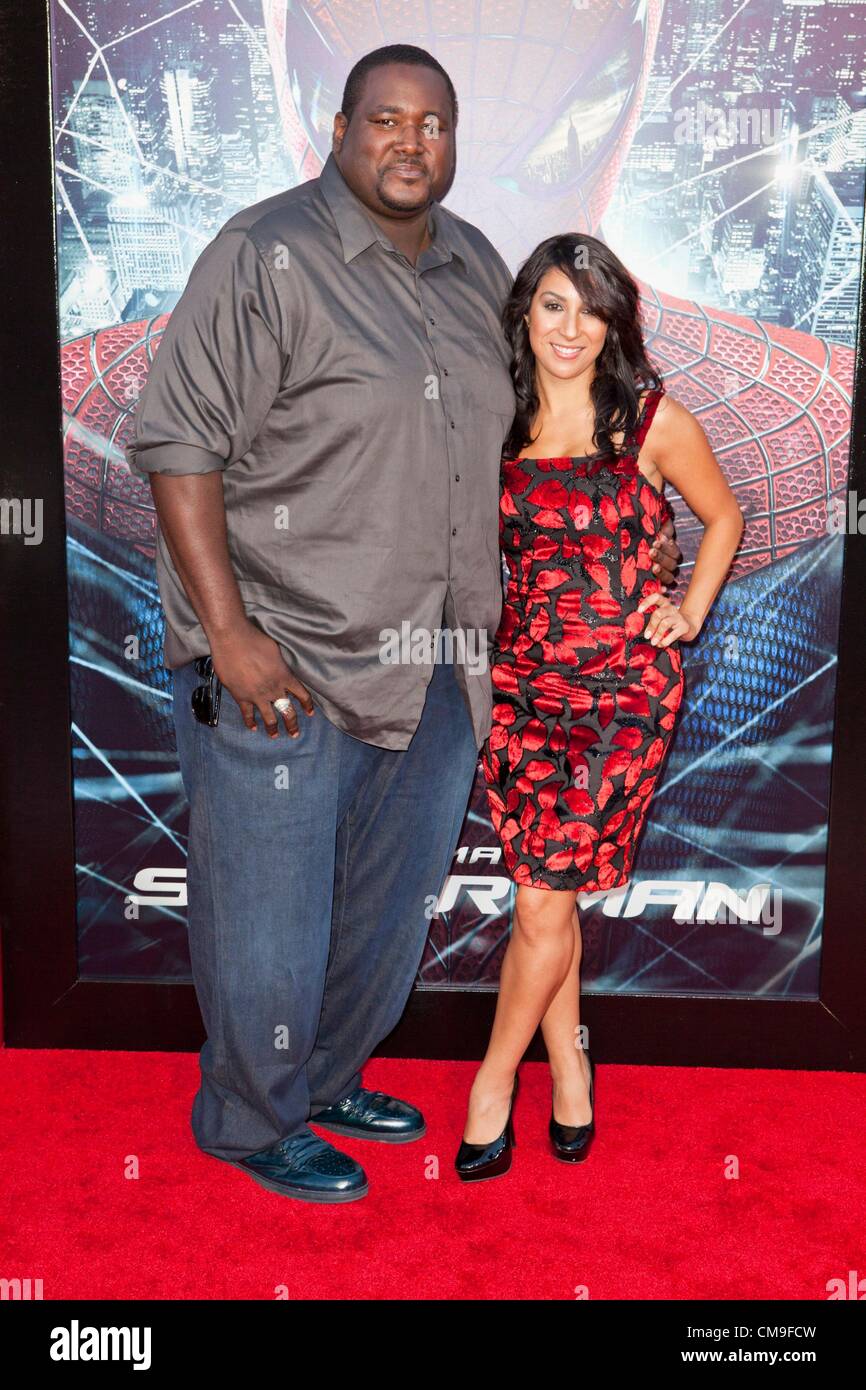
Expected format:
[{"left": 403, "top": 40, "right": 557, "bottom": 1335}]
[{"left": 455, "top": 233, "right": 744, "bottom": 1180}]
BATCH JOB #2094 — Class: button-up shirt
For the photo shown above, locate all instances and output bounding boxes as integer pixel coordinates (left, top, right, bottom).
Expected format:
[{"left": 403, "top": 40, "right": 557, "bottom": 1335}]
[{"left": 126, "top": 152, "right": 515, "bottom": 749}]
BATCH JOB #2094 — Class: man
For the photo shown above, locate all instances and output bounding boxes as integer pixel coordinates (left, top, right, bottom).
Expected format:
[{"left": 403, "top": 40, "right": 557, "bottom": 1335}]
[{"left": 126, "top": 43, "right": 680, "bottom": 1203}]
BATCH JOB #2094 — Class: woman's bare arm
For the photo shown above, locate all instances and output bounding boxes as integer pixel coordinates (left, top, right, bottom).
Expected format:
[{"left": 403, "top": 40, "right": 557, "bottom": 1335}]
[{"left": 641, "top": 395, "right": 744, "bottom": 636}]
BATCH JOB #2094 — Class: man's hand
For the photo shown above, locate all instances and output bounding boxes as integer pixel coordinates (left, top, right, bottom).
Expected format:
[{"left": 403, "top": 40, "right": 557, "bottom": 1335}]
[
  {"left": 145, "top": 474, "right": 313, "bottom": 736},
  {"left": 210, "top": 620, "right": 314, "bottom": 738},
  {"left": 649, "top": 515, "right": 682, "bottom": 591}
]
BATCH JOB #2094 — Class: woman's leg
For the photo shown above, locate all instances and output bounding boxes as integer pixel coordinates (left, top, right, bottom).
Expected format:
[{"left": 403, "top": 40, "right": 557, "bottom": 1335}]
[
  {"left": 462, "top": 883, "right": 577, "bottom": 1143},
  {"left": 539, "top": 903, "right": 593, "bottom": 1126}
]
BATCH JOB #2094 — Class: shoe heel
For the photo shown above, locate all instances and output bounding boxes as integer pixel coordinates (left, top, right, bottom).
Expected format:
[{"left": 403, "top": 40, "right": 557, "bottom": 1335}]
[
  {"left": 548, "top": 1052, "right": 595, "bottom": 1164},
  {"left": 454, "top": 1073, "right": 519, "bottom": 1180}
]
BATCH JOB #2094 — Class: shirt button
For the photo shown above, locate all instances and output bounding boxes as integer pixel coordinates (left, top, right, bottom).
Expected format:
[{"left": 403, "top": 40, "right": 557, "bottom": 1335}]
[
  {"left": 452, "top": 527, "right": 457, "bottom": 536},
  {"left": 450, "top": 420, "right": 455, "bottom": 429},
  {"left": 443, "top": 367, "right": 449, "bottom": 376},
  {"left": 429, "top": 316, "right": 435, "bottom": 325},
  {"left": 454, "top": 473, "right": 460, "bottom": 481}
]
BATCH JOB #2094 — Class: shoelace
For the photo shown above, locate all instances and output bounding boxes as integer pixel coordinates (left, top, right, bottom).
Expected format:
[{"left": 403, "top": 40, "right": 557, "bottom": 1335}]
[
  {"left": 343, "top": 1087, "right": 391, "bottom": 1113},
  {"left": 276, "top": 1131, "right": 331, "bottom": 1163}
]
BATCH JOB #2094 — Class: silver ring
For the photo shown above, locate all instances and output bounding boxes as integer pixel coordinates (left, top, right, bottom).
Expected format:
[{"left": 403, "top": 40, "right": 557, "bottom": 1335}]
[{"left": 272, "top": 696, "right": 294, "bottom": 713}]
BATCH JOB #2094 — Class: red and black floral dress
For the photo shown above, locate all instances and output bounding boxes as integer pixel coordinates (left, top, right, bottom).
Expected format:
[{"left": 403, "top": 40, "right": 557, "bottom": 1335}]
[{"left": 481, "top": 387, "right": 686, "bottom": 893}]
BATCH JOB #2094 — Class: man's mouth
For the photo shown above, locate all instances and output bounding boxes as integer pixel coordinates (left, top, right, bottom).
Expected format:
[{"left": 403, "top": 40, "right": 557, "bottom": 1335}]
[
  {"left": 386, "top": 163, "right": 427, "bottom": 179},
  {"left": 550, "top": 344, "right": 585, "bottom": 360}
]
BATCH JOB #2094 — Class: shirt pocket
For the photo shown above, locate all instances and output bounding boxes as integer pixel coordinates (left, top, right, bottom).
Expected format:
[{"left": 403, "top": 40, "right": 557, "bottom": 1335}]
[{"left": 459, "top": 330, "right": 516, "bottom": 423}]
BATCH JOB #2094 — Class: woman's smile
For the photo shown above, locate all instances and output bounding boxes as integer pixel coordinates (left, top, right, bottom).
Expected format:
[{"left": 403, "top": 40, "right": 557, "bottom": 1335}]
[{"left": 549, "top": 342, "right": 586, "bottom": 360}]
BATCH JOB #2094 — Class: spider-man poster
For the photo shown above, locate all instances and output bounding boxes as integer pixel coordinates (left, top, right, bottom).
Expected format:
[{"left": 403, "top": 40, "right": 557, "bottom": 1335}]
[{"left": 51, "top": 0, "right": 865, "bottom": 996}]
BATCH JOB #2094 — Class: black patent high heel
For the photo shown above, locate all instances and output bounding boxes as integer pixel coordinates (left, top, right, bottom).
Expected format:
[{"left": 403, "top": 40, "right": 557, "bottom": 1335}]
[
  {"left": 549, "top": 1051, "right": 594, "bottom": 1163},
  {"left": 455, "top": 1073, "right": 519, "bottom": 1182}
]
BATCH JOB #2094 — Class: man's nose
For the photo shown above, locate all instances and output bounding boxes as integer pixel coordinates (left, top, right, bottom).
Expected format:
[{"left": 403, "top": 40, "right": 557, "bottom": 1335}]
[{"left": 392, "top": 122, "right": 425, "bottom": 150}]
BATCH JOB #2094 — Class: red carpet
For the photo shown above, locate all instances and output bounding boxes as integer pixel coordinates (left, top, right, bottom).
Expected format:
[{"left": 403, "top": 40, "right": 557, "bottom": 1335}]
[{"left": 1, "top": 1050, "right": 863, "bottom": 1300}]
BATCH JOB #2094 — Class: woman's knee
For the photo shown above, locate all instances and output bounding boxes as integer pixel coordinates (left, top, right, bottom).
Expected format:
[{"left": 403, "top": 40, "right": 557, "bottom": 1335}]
[{"left": 513, "top": 885, "right": 576, "bottom": 946}]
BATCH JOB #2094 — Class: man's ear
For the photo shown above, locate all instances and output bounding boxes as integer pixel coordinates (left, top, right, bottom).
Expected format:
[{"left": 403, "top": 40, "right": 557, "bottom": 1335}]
[{"left": 332, "top": 112, "right": 348, "bottom": 155}]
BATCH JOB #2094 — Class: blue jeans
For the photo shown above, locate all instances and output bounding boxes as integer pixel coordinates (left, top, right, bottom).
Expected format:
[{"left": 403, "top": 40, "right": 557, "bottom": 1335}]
[{"left": 172, "top": 652, "right": 479, "bottom": 1161}]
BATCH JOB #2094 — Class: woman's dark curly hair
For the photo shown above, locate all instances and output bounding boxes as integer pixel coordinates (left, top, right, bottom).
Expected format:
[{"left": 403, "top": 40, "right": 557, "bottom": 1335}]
[{"left": 502, "top": 232, "right": 663, "bottom": 461}]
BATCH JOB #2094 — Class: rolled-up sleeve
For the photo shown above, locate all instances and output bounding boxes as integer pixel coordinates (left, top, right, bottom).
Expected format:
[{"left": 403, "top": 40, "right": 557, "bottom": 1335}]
[{"left": 126, "top": 229, "right": 287, "bottom": 480}]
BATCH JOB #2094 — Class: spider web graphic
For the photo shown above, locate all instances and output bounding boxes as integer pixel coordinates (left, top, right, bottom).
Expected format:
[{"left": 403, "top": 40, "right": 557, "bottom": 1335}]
[{"left": 49, "top": 0, "right": 863, "bottom": 993}]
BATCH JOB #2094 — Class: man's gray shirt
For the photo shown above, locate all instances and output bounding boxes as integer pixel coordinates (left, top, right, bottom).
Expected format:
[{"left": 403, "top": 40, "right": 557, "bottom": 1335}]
[{"left": 126, "top": 152, "right": 515, "bottom": 750}]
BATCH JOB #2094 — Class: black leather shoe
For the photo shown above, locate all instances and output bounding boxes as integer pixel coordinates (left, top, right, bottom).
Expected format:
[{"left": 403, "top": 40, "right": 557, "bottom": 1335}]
[
  {"left": 220, "top": 1129, "right": 368, "bottom": 1202},
  {"left": 549, "top": 1051, "right": 595, "bottom": 1163},
  {"left": 310, "top": 1086, "right": 426, "bottom": 1143},
  {"left": 455, "top": 1073, "right": 518, "bottom": 1182}
]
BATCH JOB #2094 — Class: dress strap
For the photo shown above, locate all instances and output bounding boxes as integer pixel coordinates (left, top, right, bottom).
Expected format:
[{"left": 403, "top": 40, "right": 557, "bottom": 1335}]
[{"left": 632, "top": 386, "right": 666, "bottom": 451}]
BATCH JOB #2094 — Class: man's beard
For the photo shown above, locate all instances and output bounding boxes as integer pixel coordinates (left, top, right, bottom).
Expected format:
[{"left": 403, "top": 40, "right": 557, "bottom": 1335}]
[{"left": 375, "top": 169, "right": 431, "bottom": 212}]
